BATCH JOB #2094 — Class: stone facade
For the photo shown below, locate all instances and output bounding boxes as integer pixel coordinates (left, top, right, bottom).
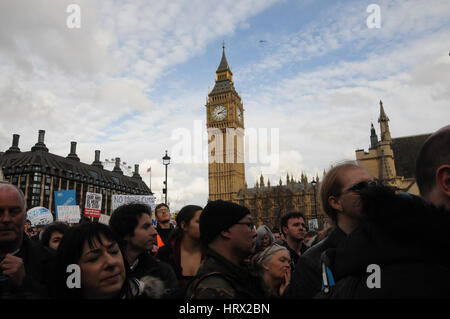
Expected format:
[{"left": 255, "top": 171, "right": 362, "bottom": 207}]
[
  {"left": 207, "top": 45, "right": 246, "bottom": 201},
  {"left": 356, "top": 101, "right": 430, "bottom": 194}
]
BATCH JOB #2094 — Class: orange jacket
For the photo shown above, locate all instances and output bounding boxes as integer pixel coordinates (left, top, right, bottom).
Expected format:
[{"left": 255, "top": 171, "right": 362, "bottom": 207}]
[{"left": 157, "top": 233, "right": 165, "bottom": 248}]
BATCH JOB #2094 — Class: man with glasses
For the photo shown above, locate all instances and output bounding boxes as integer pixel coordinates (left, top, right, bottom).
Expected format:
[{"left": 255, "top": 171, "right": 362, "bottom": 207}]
[
  {"left": 285, "top": 161, "right": 372, "bottom": 298},
  {"left": 186, "top": 200, "right": 267, "bottom": 299},
  {"left": 154, "top": 203, "right": 174, "bottom": 248},
  {"left": 316, "top": 127, "right": 450, "bottom": 298}
]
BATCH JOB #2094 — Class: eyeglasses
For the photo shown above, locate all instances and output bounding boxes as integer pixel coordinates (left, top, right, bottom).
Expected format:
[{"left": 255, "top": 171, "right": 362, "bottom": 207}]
[
  {"left": 343, "top": 180, "right": 377, "bottom": 194},
  {"left": 236, "top": 222, "right": 256, "bottom": 231}
]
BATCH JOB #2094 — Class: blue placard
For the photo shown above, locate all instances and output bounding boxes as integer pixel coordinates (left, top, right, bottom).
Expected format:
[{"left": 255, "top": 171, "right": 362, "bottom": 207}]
[{"left": 54, "top": 190, "right": 77, "bottom": 215}]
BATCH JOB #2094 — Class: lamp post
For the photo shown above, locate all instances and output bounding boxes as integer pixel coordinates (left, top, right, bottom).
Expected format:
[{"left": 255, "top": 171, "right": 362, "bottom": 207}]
[
  {"left": 311, "top": 178, "right": 318, "bottom": 228},
  {"left": 162, "top": 150, "right": 171, "bottom": 205}
]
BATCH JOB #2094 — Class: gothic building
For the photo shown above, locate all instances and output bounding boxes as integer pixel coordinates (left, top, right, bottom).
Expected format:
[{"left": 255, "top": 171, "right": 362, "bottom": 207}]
[
  {"left": 356, "top": 101, "right": 431, "bottom": 194},
  {"left": 205, "top": 46, "right": 328, "bottom": 229},
  {"left": 206, "top": 44, "right": 246, "bottom": 202},
  {"left": 234, "top": 173, "right": 329, "bottom": 230},
  {"left": 0, "top": 130, "right": 151, "bottom": 217}
]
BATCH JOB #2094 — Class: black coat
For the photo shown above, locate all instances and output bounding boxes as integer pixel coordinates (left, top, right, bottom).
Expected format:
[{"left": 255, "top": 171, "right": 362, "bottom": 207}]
[
  {"left": 186, "top": 247, "right": 268, "bottom": 299},
  {"left": 1, "top": 235, "right": 54, "bottom": 299},
  {"left": 284, "top": 226, "right": 347, "bottom": 298},
  {"left": 317, "top": 185, "right": 450, "bottom": 299},
  {"left": 130, "top": 252, "right": 179, "bottom": 292}
]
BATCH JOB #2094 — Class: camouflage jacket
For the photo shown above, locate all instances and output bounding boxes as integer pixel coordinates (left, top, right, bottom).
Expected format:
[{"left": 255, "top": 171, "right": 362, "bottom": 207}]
[{"left": 185, "top": 247, "right": 268, "bottom": 299}]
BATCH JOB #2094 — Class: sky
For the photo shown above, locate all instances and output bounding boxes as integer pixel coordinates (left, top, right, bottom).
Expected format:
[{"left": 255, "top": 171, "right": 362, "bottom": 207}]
[{"left": 0, "top": 0, "right": 449, "bottom": 211}]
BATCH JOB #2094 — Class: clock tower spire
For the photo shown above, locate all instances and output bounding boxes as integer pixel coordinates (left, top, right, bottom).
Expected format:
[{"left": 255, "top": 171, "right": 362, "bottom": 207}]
[{"left": 206, "top": 44, "right": 245, "bottom": 202}]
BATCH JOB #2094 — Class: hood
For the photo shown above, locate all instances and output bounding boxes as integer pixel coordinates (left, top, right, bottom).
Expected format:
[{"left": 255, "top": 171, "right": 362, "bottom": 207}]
[{"left": 332, "top": 185, "right": 450, "bottom": 280}]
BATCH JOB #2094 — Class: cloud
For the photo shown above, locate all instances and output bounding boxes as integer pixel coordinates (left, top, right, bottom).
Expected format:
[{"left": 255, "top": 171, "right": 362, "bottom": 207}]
[{"left": 1, "top": 0, "right": 449, "bottom": 211}]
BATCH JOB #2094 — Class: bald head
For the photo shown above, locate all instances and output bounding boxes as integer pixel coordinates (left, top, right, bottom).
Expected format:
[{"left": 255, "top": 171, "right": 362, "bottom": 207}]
[
  {"left": 0, "top": 184, "right": 26, "bottom": 211},
  {"left": 0, "top": 184, "right": 27, "bottom": 253},
  {"left": 416, "top": 125, "right": 450, "bottom": 208}
]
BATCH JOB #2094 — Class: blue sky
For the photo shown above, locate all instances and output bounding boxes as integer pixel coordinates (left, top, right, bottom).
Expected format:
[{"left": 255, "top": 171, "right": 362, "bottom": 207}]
[{"left": 0, "top": 0, "right": 449, "bottom": 210}]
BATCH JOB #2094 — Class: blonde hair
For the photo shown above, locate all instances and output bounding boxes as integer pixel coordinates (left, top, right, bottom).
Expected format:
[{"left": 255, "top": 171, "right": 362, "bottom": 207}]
[{"left": 319, "top": 161, "right": 363, "bottom": 223}]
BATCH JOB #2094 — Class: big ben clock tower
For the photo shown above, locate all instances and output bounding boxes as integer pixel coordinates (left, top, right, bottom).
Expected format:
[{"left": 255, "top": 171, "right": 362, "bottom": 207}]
[{"left": 206, "top": 44, "right": 245, "bottom": 202}]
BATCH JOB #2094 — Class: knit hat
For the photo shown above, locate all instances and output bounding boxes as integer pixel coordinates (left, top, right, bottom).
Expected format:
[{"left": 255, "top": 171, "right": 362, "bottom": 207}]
[{"left": 200, "top": 200, "right": 251, "bottom": 246}]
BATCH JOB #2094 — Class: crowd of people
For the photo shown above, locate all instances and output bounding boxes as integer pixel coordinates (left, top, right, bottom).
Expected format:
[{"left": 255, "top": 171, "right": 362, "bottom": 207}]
[{"left": 0, "top": 124, "right": 449, "bottom": 299}]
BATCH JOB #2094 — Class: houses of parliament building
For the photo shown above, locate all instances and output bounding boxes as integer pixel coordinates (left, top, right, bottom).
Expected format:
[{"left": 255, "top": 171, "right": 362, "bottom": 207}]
[{"left": 205, "top": 46, "right": 429, "bottom": 230}]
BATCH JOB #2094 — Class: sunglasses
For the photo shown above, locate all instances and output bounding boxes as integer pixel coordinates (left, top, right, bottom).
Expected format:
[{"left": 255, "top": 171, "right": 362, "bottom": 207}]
[
  {"left": 343, "top": 180, "right": 377, "bottom": 194},
  {"left": 236, "top": 222, "right": 256, "bottom": 231}
]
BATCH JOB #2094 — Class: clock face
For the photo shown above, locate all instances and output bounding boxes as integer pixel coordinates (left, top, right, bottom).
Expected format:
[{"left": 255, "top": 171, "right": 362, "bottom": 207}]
[
  {"left": 237, "top": 107, "right": 242, "bottom": 123},
  {"left": 212, "top": 105, "right": 227, "bottom": 121}
]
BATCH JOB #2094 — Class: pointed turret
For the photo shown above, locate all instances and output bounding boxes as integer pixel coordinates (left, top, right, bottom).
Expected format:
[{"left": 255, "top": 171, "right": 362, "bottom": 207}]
[
  {"left": 370, "top": 123, "right": 378, "bottom": 148},
  {"left": 260, "top": 174, "right": 265, "bottom": 187},
  {"left": 378, "top": 100, "right": 391, "bottom": 141},
  {"left": 217, "top": 41, "right": 230, "bottom": 73},
  {"left": 378, "top": 100, "right": 389, "bottom": 122}
]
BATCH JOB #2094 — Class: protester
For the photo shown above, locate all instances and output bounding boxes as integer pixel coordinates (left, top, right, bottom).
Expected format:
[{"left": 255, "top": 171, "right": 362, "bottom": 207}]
[
  {"left": 251, "top": 244, "right": 291, "bottom": 297},
  {"left": 156, "top": 205, "right": 203, "bottom": 289},
  {"left": 51, "top": 222, "right": 165, "bottom": 299},
  {"left": 255, "top": 225, "right": 275, "bottom": 253},
  {"left": 284, "top": 161, "right": 372, "bottom": 298},
  {"left": 279, "top": 212, "right": 308, "bottom": 271},
  {"left": 24, "top": 219, "right": 32, "bottom": 237},
  {"left": 272, "top": 228, "right": 282, "bottom": 242},
  {"left": 416, "top": 124, "right": 450, "bottom": 210},
  {"left": 0, "top": 184, "right": 54, "bottom": 298},
  {"left": 315, "top": 127, "right": 450, "bottom": 298},
  {"left": 40, "top": 222, "right": 70, "bottom": 251},
  {"left": 109, "top": 203, "right": 178, "bottom": 296},
  {"left": 155, "top": 203, "right": 174, "bottom": 248},
  {"left": 186, "top": 200, "right": 267, "bottom": 299}
]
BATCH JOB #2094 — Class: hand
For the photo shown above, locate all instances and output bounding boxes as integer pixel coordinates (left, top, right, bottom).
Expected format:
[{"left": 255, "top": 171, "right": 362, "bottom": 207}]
[
  {"left": 279, "top": 269, "right": 291, "bottom": 296},
  {"left": 0, "top": 254, "right": 26, "bottom": 288}
]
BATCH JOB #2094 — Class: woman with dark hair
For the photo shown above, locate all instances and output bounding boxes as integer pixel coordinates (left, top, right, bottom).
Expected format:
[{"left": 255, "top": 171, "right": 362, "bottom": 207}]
[
  {"left": 50, "top": 222, "right": 162, "bottom": 299},
  {"left": 156, "top": 205, "right": 203, "bottom": 288},
  {"left": 40, "top": 222, "right": 70, "bottom": 250}
]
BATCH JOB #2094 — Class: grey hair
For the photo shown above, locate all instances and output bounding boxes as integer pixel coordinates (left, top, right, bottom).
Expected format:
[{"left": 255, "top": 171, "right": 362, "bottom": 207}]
[
  {"left": 251, "top": 244, "right": 288, "bottom": 275},
  {"left": 255, "top": 225, "right": 275, "bottom": 252}
]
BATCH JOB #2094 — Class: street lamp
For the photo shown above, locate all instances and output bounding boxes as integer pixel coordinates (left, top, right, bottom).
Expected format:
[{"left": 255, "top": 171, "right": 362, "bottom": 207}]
[
  {"left": 162, "top": 150, "right": 171, "bottom": 205},
  {"left": 311, "top": 178, "right": 318, "bottom": 228}
]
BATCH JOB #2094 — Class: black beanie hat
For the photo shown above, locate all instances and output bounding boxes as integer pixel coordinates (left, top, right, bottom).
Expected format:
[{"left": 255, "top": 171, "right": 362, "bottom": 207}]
[{"left": 200, "top": 200, "right": 251, "bottom": 246}]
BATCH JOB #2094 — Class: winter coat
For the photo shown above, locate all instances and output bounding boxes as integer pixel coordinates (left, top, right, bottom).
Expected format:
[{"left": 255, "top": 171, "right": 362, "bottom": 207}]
[
  {"left": 156, "top": 237, "right": 204, "bottom": 289},
  {"left": 0, "top": 235, "right": 54, "bottom": 299},
  {"left": 129, "top": 252, "right": 179, "bottom": 297},
  {"left": 156, "top": 224, "right": 174, "bottom": 246},
  {"left": 284, "top": 226, "right": 347, "bottom": 298},
  {"left": 185, "top": 247, "right": 268, "bottom": 299},
  {"left": 316, "top": 185, "right": 450, "bottom": 299}
]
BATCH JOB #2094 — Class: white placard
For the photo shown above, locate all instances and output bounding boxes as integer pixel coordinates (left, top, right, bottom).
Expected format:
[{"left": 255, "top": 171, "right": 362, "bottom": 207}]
[
  {"left": 98, "top": 214, "right": 111, "bottom": 225},
  {"left": 26, "top": 207, "right": 54, "bottom": 227},
  {"left": 85, "top": 192, "right": 102, "bottom": 218},
  {"left": 57, "top": 205, "right": 81, "bottom": 224},
  {"left": 308, "top": 218, "right": 319, "bottom": 230},
  {"left": 112, "top": 194, "right": 156, "bottom": 212}
]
